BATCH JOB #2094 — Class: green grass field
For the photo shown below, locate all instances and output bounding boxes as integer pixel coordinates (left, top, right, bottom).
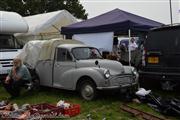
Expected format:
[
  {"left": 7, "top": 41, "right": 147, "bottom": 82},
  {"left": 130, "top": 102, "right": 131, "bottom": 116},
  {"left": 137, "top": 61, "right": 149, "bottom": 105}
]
[{"left": 0, "top": 85, "right": 179, "bottom": 120}]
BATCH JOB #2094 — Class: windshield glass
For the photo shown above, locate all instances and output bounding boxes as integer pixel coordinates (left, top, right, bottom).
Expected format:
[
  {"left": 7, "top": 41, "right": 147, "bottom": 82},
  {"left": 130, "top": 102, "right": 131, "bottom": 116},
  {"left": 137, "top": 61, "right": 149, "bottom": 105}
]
[
  {"left": 72, "top": 47, "right": 102, "bottom": 60},
  {"left": 0, "top": 35, "right": 18, "bottom": 49}
]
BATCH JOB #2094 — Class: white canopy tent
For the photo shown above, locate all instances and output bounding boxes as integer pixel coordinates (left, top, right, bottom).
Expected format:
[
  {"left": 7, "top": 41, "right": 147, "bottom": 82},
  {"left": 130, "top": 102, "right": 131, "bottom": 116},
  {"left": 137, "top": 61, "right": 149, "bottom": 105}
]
[{"left": 15, "top": 10, "right": 77, "bottom": 45}]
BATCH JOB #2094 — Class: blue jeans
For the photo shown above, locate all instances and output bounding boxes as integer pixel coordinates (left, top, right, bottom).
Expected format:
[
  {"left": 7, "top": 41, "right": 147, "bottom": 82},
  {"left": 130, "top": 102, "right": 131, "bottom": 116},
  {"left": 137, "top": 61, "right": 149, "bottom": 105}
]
[{"left": 2, "top": 79, "right": 28, "bottom": 97}]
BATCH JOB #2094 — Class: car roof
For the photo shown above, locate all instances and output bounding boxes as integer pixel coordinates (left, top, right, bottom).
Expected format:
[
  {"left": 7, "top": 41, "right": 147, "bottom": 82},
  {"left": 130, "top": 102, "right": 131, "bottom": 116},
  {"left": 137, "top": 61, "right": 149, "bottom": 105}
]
[
  {"left": 57, "top": 44, "right": 90, "bottom": 50},
  {"left": 151, "top": 24, "right": 180, "bottom": 31}
]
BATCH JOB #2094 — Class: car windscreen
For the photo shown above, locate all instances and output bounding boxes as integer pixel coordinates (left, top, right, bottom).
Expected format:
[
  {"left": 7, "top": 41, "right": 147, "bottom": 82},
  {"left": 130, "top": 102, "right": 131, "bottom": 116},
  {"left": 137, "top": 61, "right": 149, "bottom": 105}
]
[
  {"left": 0, "top": 35, "right": 17, "bottom": 49},
  {"left": 72, "top": 47, "right": 102, "bottom": 60}
]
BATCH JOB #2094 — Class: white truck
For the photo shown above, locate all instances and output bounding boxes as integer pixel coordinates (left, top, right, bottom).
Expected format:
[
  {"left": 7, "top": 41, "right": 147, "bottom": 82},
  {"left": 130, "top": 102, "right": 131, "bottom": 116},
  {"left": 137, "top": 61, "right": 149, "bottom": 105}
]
[{"left": 0, "top": 11, "right": 28, "bottom": 80}]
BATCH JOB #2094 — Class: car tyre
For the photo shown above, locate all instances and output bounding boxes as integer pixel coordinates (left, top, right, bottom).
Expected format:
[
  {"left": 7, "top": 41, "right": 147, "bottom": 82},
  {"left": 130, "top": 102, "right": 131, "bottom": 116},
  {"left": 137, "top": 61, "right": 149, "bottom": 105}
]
[
  {"left": 161, "top": 81, "right": 177, "bottom": 91},
  {"left": 32, "top": 75, "right": 40, "bottom": 90},
  {"left": 78, "top": 79, "right": 97, "bottom": 101},
  {"left": 30, "top": 71, "right": 40, "bottom": 90}
]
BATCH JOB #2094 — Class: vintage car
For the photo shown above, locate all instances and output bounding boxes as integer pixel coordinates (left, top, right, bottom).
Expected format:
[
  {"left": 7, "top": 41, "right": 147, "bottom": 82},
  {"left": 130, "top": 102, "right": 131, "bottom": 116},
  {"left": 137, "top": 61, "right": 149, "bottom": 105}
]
[{"left": 17, "top": 38, "right": 139, "bottom": 100}]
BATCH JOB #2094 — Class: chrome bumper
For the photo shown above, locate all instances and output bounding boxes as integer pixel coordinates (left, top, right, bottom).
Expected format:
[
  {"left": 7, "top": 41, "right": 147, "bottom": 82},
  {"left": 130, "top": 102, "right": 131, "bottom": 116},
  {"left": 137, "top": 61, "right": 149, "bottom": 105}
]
[{"left": 96, "top": 83, "right": 138, "bottom": 90}]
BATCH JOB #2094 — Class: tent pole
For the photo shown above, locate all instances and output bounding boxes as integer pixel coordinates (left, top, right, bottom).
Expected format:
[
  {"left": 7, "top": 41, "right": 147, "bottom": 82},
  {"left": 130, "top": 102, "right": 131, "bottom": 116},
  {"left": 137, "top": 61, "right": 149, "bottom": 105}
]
[
  {"left": 63, "top": 35, "right": 66, "bottom": 39},
  {"left": 128, "top": 29, "right": 131, "bottom": 66}
]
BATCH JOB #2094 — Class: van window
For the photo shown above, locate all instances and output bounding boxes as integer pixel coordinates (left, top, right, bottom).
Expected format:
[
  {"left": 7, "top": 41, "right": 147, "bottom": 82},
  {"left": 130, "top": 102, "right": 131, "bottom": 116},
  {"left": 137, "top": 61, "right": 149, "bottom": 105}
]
[
  {"left": 56, "top": 48, "right": 72, "bottom": 62},
  {"left": 147, "top": 28, "right": 180, "bottom": 53},
  {"left": 0, "top": 34, "right": 19, "bottom": 49}
]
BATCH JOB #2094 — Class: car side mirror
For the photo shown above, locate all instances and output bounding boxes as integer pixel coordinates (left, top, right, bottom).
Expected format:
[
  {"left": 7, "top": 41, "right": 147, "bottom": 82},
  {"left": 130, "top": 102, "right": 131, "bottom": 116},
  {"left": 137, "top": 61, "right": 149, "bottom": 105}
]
[
  {"left": 95, "top": 60, "right": 99, "bottom": 65},
  {"left": 95, "top": 60, "right": 100, "bottom": 68}
]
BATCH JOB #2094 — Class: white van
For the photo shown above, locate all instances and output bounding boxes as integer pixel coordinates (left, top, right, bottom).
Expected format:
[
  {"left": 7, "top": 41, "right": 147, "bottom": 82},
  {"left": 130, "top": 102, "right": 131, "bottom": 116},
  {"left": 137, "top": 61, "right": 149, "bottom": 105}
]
[{"left": 0, "top": 11, "right": 28, "bottom": 79}]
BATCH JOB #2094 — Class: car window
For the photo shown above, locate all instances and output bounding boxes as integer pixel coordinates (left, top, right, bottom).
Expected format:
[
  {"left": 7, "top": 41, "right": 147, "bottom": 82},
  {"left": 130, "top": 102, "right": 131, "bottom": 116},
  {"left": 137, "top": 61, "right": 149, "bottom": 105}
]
[
  {"left": 56, "top": 48, "right": 72, "bottom": 62},
  {"left": 0, "top": 35, "right": 15, "bottom": 49},
  {"left": 72, "top": 47, "right": 102, "bottom": 60},
  {"left": 147, "top": 29, "right": 180, "bottom": 52}
]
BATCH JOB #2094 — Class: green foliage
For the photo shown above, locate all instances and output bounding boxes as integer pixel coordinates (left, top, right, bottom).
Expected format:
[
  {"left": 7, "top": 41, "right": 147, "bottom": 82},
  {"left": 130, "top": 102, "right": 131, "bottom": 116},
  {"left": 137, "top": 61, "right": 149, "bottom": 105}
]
[{"left": 0, "top": 0, "right": 88, "bottom": 20}]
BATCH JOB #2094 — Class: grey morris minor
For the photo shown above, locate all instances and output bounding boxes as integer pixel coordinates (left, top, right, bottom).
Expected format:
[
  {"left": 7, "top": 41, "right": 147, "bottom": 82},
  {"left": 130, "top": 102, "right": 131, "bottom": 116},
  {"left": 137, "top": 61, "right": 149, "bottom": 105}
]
[{"left": 17, "top": 39, "right": 139, "bottom": 100}]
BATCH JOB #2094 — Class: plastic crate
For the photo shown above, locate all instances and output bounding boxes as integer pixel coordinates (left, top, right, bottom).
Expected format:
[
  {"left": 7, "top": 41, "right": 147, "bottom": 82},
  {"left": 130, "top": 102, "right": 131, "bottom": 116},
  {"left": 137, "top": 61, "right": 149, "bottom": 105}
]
[
  {"left": 30, "top": 103, "right": 63, "bottom": 116},
  {"left": 62, "top": 104, "right": 80, "bottom": 117}
]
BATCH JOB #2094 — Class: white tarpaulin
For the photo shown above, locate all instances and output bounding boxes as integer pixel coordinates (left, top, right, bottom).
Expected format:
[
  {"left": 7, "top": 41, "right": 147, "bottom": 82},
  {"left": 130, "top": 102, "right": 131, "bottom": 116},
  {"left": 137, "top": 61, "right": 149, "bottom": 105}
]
[
  {"left": 15, "top": 10, "right": 77, "bottom": 44},
  {"left": 72, "top": 32, "right": 113, "bottom": 52},
  {"left": 16, "top": 38, "right": 82, "bottom": 69}
]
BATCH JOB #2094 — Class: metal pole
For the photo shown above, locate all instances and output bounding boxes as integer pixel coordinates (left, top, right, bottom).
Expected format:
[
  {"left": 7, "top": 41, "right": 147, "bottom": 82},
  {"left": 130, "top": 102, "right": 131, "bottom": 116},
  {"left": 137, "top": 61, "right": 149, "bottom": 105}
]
[
  {"left": 128, "top": 29, "right": 131, "bottom": 66},
  {"left": 169, "top": 0, "right": 173, "bottom": 25}
]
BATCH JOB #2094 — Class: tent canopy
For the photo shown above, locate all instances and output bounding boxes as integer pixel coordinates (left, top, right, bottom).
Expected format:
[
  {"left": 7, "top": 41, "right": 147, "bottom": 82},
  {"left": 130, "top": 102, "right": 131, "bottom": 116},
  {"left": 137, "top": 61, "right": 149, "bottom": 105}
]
[
  {"left": 61, "top": 8, "right": 163, "bottom": 35},
  {"left": 15, "top": 10, "right": 77, "bottom": 43}
]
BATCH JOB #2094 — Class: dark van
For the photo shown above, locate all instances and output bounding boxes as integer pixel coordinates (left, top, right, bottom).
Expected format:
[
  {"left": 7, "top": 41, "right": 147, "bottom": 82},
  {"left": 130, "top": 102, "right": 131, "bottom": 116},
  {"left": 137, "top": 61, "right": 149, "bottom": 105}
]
[{"left": 139, "top": 25, "right": 180, "bottom": 90}]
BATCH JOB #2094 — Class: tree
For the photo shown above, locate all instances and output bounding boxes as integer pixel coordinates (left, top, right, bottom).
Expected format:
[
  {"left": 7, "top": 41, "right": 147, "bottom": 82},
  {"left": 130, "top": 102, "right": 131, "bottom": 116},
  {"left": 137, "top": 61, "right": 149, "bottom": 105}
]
[{"left": 0, "top": 0, "right": 88, "bottom": 20}]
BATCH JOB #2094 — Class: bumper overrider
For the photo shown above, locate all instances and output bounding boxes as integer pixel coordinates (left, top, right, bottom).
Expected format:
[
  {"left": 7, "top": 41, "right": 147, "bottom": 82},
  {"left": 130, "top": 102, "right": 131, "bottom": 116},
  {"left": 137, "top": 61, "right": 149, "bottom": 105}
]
[{"left": 97, "top": 69, "right": 139, "bottom": 90}]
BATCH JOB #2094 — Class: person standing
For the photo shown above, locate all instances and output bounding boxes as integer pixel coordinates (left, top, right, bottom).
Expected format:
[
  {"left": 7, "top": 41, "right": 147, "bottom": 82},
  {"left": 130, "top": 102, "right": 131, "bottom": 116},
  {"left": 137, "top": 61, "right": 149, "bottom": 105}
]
[
  {"left": 128, "top": 37, "right": 139, "bottom": 66},
  {"left": 113, "top": 36, "right": 119, "bottom": 52},
  {"left": 129, "top": 37, "right": 138, "bottom": 51}
]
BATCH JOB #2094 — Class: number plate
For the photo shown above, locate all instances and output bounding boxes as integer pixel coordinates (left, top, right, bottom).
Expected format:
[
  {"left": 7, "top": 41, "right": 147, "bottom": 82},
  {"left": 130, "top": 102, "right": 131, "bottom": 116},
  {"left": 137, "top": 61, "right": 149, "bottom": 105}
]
[{"left": 148, "top": 57, "right": 159, "bottom": 64}]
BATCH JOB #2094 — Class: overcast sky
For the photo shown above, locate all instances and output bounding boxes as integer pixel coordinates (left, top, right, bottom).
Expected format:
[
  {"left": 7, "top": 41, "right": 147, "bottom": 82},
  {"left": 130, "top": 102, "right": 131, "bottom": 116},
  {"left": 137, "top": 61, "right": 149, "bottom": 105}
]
[{"left": 80, "top": 0, "right": 180, "bottom": 24}]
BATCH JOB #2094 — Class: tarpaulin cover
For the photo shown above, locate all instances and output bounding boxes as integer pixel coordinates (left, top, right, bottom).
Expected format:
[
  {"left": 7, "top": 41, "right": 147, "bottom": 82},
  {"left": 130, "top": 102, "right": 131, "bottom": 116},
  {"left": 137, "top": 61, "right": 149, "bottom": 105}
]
[
  {"left": 61, "top": 8, "right": 163, "bottom": 35},
  {"left": 16, "top": 38, "right": 82, "bottom": 69}
]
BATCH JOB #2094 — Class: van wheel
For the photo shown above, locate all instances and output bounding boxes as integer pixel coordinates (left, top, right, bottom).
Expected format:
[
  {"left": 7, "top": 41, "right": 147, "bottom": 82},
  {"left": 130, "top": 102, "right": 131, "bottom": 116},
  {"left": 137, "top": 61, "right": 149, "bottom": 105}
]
[
  {"left": 78, "top": 79, "right": 97, "bottom": 101},
  {"left": 161, "top": 81, "right": 176, "bottom": 91}
]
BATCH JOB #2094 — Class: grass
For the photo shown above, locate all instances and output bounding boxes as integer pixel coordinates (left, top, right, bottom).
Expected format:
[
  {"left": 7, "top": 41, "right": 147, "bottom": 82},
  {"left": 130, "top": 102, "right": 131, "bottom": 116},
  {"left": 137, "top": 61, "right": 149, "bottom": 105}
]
[{"left": 0, "top": 85, "right": 179, "bottom": 120}]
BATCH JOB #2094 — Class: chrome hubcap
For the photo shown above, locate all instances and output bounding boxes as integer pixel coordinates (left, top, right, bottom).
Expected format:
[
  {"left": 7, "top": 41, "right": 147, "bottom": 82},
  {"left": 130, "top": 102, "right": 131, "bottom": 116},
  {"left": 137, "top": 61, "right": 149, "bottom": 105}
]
[{"left": 82, "top": 85, "right": 94, "bottom": 98}]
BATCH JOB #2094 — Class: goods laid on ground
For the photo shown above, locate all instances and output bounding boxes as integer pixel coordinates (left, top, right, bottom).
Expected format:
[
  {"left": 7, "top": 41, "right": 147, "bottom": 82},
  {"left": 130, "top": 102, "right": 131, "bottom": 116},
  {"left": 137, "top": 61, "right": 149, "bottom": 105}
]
[
  {"left": 135, "top": 88, "right": 180, "bottom": 117},
  {"left": 0, "top": 100, "right": 80, "bottom": 119}
]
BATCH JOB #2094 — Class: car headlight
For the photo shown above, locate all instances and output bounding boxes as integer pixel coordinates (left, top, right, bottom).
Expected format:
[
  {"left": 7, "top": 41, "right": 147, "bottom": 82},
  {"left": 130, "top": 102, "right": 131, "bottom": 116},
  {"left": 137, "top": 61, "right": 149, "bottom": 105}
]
[
  {"left": 104, "top": 69, "right": 110, "bottom": 79},
  {"left": 131, "top": 68, "right": 138, "bottom": 76},
  {"left": 132, "top": 68, "right": 137, "bottom": 75},
  {"left": 131, "top": 68, "right": 139, "bottom": 80}
]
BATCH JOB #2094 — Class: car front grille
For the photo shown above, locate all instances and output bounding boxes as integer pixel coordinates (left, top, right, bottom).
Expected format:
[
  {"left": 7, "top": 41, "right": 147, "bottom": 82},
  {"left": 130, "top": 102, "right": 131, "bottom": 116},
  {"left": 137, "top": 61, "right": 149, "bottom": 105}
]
[
  {"left": 110, "top": 74, "right": 134, "bottom": 86},
  {"left": 0, "top": 59, "right": 13, "bottom": 68}
]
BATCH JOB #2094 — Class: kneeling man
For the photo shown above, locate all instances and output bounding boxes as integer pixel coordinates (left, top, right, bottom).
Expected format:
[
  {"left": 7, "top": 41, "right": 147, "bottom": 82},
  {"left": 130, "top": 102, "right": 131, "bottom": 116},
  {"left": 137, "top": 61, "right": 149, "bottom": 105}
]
[{"left": 2, "top": 58, "right": 32, "bottom": 98}]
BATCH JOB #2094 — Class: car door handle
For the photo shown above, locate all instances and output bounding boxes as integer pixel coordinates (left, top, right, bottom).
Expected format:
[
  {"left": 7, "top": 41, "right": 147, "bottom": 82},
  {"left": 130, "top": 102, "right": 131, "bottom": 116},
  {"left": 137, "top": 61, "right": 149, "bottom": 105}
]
[{"left": 55, "top": 63, "right": 60, "bottom": 67}]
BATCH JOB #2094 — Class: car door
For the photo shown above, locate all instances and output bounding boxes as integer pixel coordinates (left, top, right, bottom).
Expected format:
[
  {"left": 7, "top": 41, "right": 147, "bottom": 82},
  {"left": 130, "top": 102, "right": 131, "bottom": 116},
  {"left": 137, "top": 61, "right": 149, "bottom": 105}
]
[
  {"left": 36, "top": 60, "right": 53, "bottom": 87},
  {"left": 145, "top": 30, "right": 165, "bottom": 73},
  {"left": 53, "top": 48, "right": 76, "bottom": 89}
]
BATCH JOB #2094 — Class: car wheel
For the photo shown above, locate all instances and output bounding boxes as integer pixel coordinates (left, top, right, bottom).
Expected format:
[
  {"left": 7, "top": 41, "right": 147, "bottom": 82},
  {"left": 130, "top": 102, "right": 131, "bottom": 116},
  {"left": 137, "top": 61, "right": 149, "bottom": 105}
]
[
  {"left": 28, "top": 69, "right": 40, "bottom": 89},
  {"left": 32, "top": 74, "right": 40, "bottom": 90},
  {"left": 78, "top": 79, "right": 97, "bottom": 101},
  {"left": 161, "top": 81, "right": 177, "bottom": 91}
]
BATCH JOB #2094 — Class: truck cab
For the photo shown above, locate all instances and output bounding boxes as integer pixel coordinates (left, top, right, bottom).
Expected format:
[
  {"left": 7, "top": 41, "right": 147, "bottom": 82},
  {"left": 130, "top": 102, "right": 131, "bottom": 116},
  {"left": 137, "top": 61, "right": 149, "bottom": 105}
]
[
  {"left": 0, "top": 34, "right": 22, "bottom": 78},
  {"left": 0, "top": 11, "right": 28, "bottom": 79}
]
